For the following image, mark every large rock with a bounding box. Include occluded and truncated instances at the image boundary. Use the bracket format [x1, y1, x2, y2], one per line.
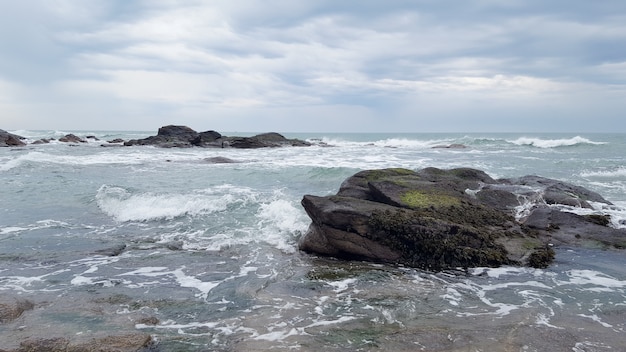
[124, 125, 204, 147]
[299, 167, 626, 271]
[124, 125, 310, 148]
[0, 129, 26, 147]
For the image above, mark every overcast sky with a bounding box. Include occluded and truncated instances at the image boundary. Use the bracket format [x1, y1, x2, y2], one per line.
[1, 0, 625, 132]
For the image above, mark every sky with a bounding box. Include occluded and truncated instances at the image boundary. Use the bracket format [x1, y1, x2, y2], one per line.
[1, 0, 625, 133]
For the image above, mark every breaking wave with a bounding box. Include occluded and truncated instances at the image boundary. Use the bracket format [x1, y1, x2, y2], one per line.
[509, 136, 605, 148]
[95, 184, 257, 222]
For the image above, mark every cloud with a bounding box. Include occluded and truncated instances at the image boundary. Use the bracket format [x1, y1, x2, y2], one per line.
[1, 0, 625, 131]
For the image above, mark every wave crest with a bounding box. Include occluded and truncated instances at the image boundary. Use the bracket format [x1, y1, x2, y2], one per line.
[96, 184, 255, 222]
[509, 136, 605, 149]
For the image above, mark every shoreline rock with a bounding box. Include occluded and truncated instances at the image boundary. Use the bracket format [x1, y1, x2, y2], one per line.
[299, 167, 626, 271]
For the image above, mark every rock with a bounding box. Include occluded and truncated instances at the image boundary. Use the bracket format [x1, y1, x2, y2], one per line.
[222, 132, 311, 148]
[203, 156, 240, 164]
[32, 138, 53, 145]
[299, 167, 626, 271]
[13, 334, 152, 352]
[191, 130, 222, 147]
[94, 243, 127, 257]
[18, 338, 69, 352]
[509, 175, 609, 208]
[107, 138, 125, 144]
[0, 297, 34, 323]
[59, 134, 86, 143]
[125, 125, 310, 149]
[69, 333, 152, 352]
[0, 129, 26, 147]
[432, 143, 467, 149]
[125, 125, 198, 147]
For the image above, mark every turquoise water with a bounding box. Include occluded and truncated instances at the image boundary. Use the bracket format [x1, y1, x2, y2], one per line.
[1, 132, 625, 351]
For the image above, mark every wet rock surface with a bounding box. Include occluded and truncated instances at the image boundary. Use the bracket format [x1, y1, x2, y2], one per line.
[0, 129, 26, 147]
[299, 167, 626, 270]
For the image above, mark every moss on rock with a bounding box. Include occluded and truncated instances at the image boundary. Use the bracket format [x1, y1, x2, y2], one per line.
[400, 190, 461, 208]
[526, 246, 555, 268]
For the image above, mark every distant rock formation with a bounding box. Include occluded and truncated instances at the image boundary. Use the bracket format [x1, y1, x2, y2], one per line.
[59, 133, 87, 143]
[0, 129, 26, 147]
[299, 167, 626, 271]
[124, 125, 311, 148]
[2, 125, 311, 148]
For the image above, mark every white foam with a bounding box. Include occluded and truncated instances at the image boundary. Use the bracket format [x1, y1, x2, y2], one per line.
[535, 313, 562, 329]
[0, 227, 28, 234]
[577, 314, 614, 328]
[550, 201, 626, 229]
[561, 270, 626, 291]
[304, 315, 356, 328]
[96, 184, 254, 222]
[254, 328, 301, 341]
[172, 268, 220, 300]
[255, 196, 308, 253]
[373, 138, 448, 149]
[0, 151, 47, 171]
[325, 278, 358, 293]
[0, 269, 70, 292]
[581, 167, 626, 178]
[509, 136, 605, 148]
[118, 266, 220, 300]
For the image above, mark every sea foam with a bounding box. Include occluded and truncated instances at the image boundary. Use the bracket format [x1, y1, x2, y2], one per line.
[509, 136, 605, 148]
[96, 184, 255, 222]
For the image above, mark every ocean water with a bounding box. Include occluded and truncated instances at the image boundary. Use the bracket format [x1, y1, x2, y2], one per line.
[1, 131, 625, 351]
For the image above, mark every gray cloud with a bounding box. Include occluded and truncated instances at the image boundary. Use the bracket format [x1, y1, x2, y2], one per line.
[1, 0, 625, 132]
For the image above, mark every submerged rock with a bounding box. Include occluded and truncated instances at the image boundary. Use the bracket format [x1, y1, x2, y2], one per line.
[10, 334, 152, 352]
[203, 156, 241, 164]
[299, 167, 625, 271]
[0, 297, 34, 323]
[432, 143, 467, 149]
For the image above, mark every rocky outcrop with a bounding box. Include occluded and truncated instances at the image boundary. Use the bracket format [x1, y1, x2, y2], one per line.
[59, 134, 87, 143]
[124, 125, 204, 147]
[124, 125, 311, 148]
[0, 129, 26, 147]
[299, 167, 626, 271]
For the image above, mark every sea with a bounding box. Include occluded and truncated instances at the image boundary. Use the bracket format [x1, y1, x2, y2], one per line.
[1, 131, 625, 351]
